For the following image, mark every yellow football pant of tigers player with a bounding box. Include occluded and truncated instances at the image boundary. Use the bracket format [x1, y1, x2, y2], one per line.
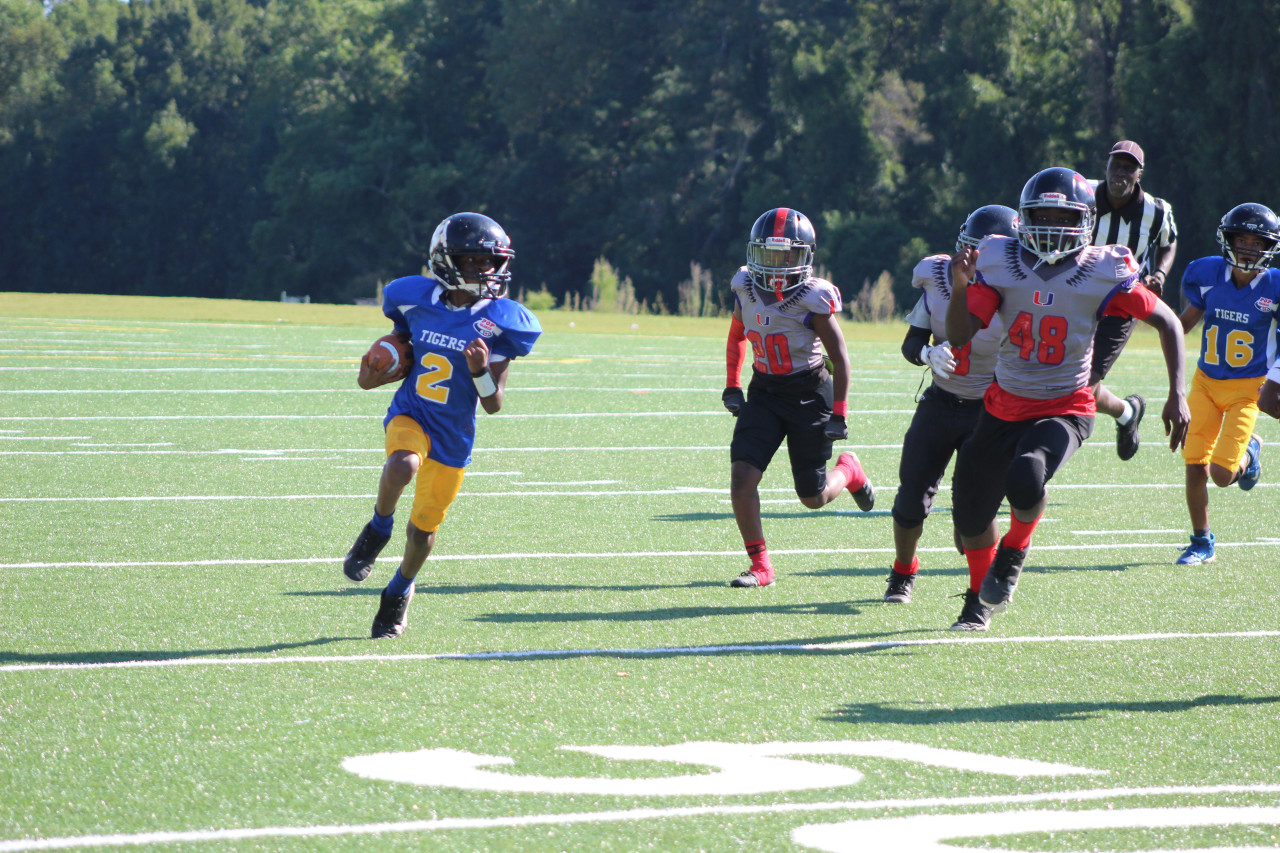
[1182, 369, 1263, 470]
[384, 415, 465, 533]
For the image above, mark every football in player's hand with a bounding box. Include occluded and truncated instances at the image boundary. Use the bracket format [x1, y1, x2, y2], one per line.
[358, 334, 413, 389]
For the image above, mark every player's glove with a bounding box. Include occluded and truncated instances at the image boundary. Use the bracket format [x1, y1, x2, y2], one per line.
[824, 414, 848, 441]
[921, 342, 957, 378]
[722, 387, 746, 416]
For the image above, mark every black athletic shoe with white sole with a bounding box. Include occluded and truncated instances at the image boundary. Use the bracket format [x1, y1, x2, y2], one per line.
[344, 523, 391, 582]
[1116, 394, 1145, 461]
[371, 588, 413, 639]
[949, 589, 992, 631]
[978, 544, 1027, 612]
[883, 570, 915, 603]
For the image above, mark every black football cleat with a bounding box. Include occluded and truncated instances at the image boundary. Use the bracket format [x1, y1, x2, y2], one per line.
[978, 544, 1028, 612]
[344, 523, 391, 582]
[949, 589, 992, 631]
[729, 567, 775, 588]
[371, 588, 413, 639]
[1116, 394, 1145, 461]
[883, 570, 915, 604]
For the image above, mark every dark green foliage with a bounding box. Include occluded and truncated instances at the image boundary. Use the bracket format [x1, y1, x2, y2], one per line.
[0, 0, 1276, 308]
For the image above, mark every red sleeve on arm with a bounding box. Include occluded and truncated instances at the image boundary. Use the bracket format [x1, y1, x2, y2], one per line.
[965, 279, 1001, 328]
[727, 316, 748, 388]
[1103, 281, 1159, 320]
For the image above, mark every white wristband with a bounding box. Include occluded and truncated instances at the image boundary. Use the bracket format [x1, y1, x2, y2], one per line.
[473, 369, 498, 397]
[919, 344, 931, 364]
[1268, 363, 1280, 385]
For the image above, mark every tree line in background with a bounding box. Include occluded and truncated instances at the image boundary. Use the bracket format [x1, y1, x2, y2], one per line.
[2, 0, 1279, 317]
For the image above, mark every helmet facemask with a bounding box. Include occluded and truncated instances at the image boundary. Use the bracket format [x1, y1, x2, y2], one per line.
[747, 237, 813, 297]
[433, 251, 513, 299]
[1017, 199, 1094, 266]
[1218, 228, 1280, 272]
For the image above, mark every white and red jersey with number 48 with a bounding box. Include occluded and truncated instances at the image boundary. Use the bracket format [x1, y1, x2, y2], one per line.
[971, 235, 1144, 400]
[730, 267, 842, 376]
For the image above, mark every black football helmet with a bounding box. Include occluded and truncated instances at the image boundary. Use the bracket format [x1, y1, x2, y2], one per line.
[1216, 203, 1280, 272]
[747, 208, 816, 296]
[428, 212, 515, 299]
[955, 204, 1021, 252]
[1016, 167, 1096, 265]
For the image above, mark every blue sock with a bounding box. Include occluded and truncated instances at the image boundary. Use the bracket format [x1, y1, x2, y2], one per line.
[370, 509, 394, 537]
[385, 567, 414, 597]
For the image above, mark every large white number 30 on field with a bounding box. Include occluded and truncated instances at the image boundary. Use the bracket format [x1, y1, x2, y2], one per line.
[342, 740, 1101, 797]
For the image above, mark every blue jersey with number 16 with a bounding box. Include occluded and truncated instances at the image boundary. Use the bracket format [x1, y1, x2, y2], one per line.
[1181, 256, 1280, 380]
[381, 275, 542, 467]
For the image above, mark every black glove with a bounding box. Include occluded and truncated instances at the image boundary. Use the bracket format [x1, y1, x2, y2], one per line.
[824, 414, 848, 441]
[722, 387, 746, 416]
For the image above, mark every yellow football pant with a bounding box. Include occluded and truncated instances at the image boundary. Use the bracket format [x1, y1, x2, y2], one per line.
[1181, 369, 1263, 470]
[384, 415, 465, 532]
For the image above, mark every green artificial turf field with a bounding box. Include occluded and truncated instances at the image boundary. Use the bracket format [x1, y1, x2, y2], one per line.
[1, 295, 1278, 852]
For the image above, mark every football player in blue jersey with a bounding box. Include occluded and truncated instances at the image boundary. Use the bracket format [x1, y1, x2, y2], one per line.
[343, 212, 542, 638]
[1173, 203, 1280, 565]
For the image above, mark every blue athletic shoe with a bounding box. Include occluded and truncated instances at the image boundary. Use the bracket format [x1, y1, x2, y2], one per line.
[1239, 435, 1261, 491]
[1174, 533, 1215, 566]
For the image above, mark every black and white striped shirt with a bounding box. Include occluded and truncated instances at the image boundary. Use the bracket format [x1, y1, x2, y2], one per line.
[1091, 180, 1177, 273]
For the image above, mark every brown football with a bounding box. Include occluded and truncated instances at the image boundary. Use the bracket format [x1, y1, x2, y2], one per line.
[358, 334, 412, 389]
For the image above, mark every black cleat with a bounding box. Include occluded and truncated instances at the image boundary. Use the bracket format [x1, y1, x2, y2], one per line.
[851, 481, 876, 513]
[883, 570, 915, 603]
[1116, 394, 1145, 461]
[729, 567, 774, 588]
[371, 588, 413, 639]
[344, 523, 391, 582]
[949, 589, 992, 631]
[978, 544, 1027, 612]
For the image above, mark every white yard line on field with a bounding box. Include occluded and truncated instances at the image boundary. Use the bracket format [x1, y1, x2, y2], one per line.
[1, 784, 1279, 851]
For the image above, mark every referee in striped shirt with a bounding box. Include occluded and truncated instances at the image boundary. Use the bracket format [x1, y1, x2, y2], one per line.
[1089, 139, 1178, 461]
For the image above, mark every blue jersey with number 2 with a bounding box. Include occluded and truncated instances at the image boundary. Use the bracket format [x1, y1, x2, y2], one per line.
[381, 275, 542, 467]
[1181, 256, 1280, 380]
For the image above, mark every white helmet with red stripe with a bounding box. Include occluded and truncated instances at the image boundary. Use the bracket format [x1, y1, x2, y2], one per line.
[747, 208, 815, 297]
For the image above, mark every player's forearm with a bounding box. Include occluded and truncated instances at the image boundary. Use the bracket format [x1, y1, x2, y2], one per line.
[901, 325, 931, 365]
[944, 297, 977, 347]
[1155, 311, 1187, 396]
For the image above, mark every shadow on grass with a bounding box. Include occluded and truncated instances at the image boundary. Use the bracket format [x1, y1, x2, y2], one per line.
[0, 636, 358, 667]
[469, 599, 874, 623]
[653, 510, 891, 522]
[823, 694, 1280, 725]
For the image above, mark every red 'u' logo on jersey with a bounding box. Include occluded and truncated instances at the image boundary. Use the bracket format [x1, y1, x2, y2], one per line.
[1033, 291, 1054, 306]
[756, 313, 770, 326]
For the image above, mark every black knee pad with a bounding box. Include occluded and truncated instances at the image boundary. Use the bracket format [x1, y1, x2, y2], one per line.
[1005, 454, 1047, 510]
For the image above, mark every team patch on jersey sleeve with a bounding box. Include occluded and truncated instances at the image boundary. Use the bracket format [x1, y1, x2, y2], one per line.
[1115, 252, 1139, 280]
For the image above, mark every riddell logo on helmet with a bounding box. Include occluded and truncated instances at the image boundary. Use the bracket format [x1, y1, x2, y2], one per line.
[1041, 193, 1067, 202]
[474, 318, 499, 338]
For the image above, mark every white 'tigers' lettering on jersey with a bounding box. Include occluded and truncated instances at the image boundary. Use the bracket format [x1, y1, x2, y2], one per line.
[731, 268, 842, 375]
[909, 254, 1001, 400]
[975, 236, 1140, 400]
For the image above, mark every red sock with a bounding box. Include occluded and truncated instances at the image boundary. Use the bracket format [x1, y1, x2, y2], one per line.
[965, 543, 998, 592]
[1003, 512, 1042, 551]
[835, 452, 867, 492]
[744, 539, 773, 581]
[892, 557, 919, 576]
